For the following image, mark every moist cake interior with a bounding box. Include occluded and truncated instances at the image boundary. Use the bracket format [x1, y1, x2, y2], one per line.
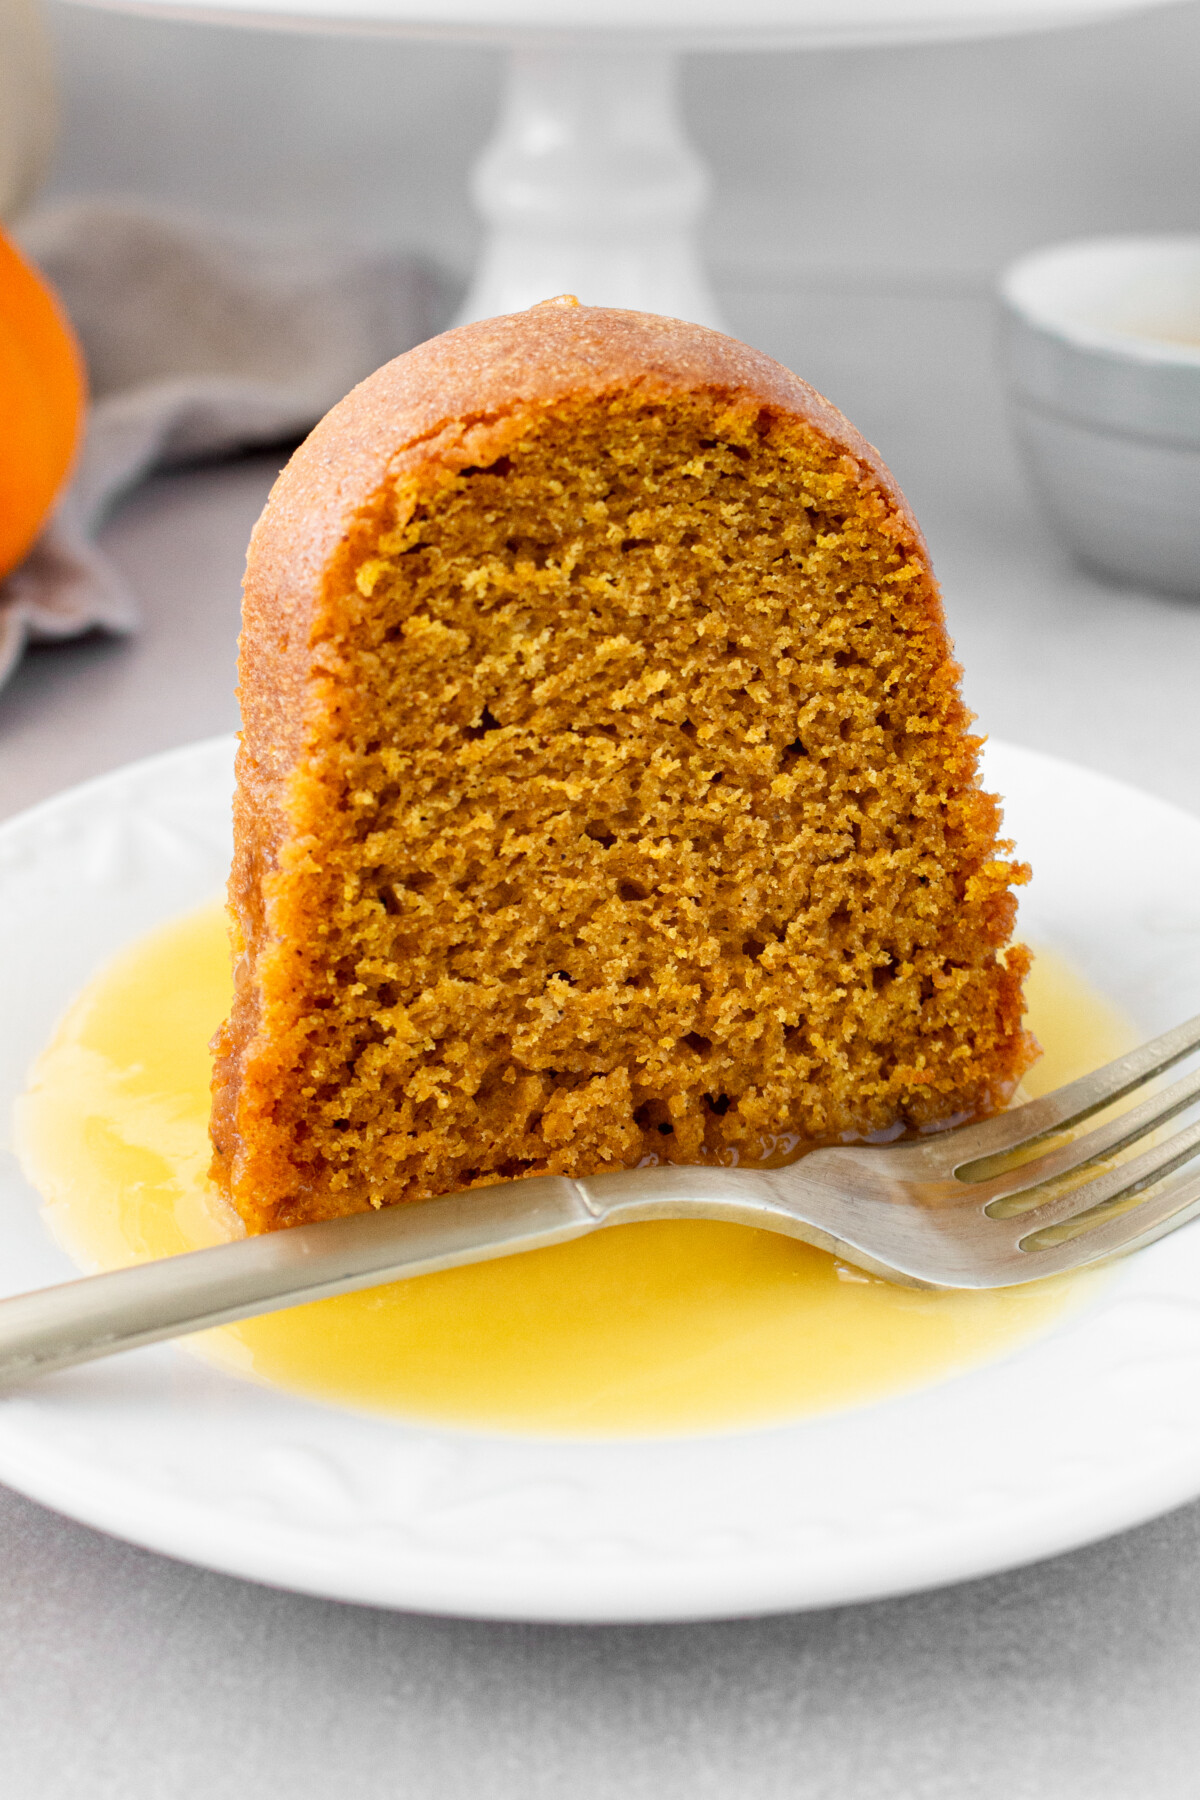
[227, 387, 1029, 1227]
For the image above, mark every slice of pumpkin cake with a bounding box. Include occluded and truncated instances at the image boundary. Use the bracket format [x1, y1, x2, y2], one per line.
[210, 298, 1034, 1233]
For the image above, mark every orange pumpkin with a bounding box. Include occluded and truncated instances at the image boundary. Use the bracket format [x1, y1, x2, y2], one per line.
[0, 225, 86, 579]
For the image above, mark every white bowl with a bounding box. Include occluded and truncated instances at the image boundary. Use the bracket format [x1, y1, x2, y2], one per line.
[1000, 236, 1200, 598]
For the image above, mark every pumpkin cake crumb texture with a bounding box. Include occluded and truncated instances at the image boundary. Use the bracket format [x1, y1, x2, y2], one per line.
[210, 304, 1034, 1233]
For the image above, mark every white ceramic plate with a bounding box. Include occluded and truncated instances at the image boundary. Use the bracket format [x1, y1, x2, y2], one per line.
[3, 736, 1200, 1622]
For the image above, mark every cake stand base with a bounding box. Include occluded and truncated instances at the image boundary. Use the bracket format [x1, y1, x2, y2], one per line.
[458, 43, 723, 330]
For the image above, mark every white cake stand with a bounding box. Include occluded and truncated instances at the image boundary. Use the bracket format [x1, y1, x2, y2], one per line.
[63, 0, 1179, 328]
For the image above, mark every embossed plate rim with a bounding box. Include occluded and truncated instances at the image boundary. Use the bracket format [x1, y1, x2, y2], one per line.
[3, 734, 1200, 1622]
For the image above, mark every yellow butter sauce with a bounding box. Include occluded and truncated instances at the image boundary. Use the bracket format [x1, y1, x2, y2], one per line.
[14, 904, 1131, 1436]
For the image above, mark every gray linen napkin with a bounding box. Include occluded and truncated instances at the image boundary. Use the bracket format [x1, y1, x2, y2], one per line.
[0, 201, 449, 688]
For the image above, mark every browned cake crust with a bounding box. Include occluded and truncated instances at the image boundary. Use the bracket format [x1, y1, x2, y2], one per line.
[211, 300, 1034, 1233]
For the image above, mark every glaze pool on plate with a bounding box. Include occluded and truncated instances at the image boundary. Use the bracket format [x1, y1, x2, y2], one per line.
[17, 902, 1127, 1436]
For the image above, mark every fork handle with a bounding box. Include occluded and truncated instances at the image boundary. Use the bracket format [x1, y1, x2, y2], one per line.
[0, 1176, 600, 1389]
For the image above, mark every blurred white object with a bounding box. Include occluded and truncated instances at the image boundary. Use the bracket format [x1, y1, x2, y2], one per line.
[0, 0, 57, 219]
[59, 0, 1182, 329]
[466, 46, 718, 329]
[1001, 236, 1200, 599]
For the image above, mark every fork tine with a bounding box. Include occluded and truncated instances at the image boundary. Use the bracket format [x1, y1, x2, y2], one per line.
[1011, 1162, 1200, 1278]
[935, 1009, 1200, 1170]
[978, 1058, 1200, 1211]
[1004, 1113, 1200, 1237]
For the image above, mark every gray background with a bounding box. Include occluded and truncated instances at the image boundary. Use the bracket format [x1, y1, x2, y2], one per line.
[4, 3, 1200, 1795]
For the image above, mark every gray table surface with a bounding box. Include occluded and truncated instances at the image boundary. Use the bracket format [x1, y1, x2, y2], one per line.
[3, 285, 1200, 1799]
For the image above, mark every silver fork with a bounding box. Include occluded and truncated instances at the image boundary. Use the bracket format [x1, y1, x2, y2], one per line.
[5, 1010, 1200, 1389]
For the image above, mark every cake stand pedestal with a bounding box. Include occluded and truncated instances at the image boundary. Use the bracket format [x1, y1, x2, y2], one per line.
[465, 44, 718, 327]
[64, 0, 1179, 329]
